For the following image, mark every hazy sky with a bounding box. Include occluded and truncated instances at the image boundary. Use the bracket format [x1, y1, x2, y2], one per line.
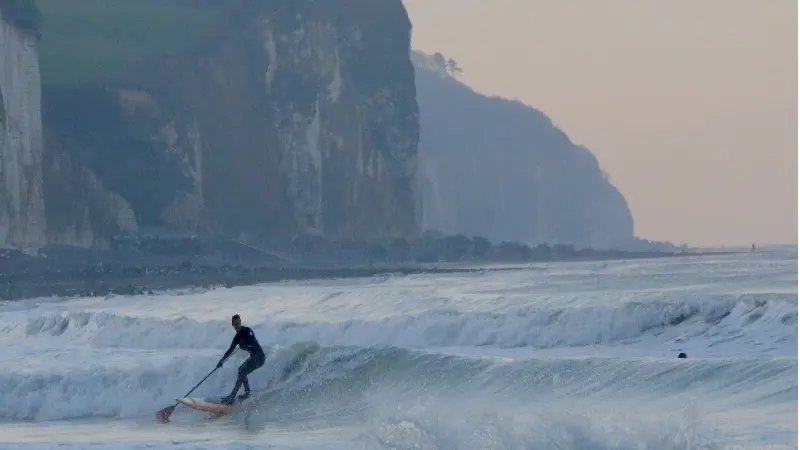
[403, 0, 797, 247]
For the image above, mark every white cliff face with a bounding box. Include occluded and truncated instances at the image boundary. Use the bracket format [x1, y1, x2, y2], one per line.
[269, 20, 344, 236]
[156, 118, 204, 231]
[0, 18, 45, 252]
[44, 149, 139, 248]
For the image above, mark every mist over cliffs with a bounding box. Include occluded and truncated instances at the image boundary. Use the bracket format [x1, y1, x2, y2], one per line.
[412, 51, 634, 249]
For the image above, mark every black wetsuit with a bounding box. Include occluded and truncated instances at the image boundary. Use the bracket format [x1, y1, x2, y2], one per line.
[218, 326, 265, 401]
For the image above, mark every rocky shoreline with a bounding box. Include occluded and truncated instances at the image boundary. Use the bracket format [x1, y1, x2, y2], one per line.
[0, 235, 736, 301]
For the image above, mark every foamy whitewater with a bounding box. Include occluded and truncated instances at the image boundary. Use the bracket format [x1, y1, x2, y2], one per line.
[0, 250, 796, 449]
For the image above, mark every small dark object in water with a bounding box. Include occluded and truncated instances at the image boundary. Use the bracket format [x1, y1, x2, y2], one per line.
[678, 352, 687, 359]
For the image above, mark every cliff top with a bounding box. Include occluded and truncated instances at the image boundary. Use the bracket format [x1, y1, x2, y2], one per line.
[35, 0, 411, 88]
[36, 0, 228, 85]
[0, 0, 42, 35]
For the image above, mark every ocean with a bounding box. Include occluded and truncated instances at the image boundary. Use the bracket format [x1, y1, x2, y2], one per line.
[0, 249, 796, 449]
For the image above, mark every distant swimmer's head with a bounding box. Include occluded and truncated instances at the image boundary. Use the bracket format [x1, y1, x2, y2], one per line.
[231, 314, 242, 332]
[678, 352, 687, 359]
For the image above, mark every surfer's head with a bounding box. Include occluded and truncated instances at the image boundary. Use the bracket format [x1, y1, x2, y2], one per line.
[231, 314, 242, 331]
[678, 352, 687, 359]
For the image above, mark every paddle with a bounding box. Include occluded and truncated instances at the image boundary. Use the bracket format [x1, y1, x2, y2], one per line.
[155, 366, 219, 423]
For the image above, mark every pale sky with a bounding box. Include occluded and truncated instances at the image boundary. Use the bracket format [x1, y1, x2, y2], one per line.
[403, 0, 798, 247]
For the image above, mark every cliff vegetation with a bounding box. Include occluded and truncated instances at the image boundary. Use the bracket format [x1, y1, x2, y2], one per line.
[0, 0, 41, 36]
[35, 0, 227, 85]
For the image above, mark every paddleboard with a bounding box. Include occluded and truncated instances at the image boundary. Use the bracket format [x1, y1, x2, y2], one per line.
[175, 396, 235, 414]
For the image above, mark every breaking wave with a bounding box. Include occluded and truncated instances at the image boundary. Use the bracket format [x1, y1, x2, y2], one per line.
[5, 293, 795, 351]
[0, 341, 795, 423]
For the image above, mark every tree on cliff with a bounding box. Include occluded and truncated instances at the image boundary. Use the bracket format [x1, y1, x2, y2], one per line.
[446, 58, 463, 78]
[423, 52, 463, 79]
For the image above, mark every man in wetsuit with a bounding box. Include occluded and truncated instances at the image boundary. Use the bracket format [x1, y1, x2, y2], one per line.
[216, 314, 266, 405]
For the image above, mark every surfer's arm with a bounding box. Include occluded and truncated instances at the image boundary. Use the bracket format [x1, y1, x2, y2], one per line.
[217, 334, 239, 367]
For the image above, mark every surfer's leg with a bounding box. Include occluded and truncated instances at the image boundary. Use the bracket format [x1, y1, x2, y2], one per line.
[221, 358, 251, 404]
[235, 357, 255, 397]
[242, 377, 250, 393]
[236, 353, 265, 400]
[222, 377, 244, 404]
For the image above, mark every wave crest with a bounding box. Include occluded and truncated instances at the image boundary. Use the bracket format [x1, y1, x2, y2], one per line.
[5, 293, 794, 352]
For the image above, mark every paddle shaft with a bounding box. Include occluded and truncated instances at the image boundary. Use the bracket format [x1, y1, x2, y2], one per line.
[174, 349, 239, 404]
[173, 367, 218, 405]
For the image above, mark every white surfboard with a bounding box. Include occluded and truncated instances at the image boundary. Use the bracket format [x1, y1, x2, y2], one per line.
[175, 396, 235, 414]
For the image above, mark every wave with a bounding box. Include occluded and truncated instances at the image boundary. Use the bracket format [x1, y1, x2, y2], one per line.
[0, 341, 795, 423]
[3, 293, 795, 353]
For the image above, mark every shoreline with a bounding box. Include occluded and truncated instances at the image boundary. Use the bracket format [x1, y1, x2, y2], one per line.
[0, 248, 746, 302]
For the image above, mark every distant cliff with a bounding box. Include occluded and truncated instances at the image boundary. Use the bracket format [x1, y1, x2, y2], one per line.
[33, 0, 419, 248]
[0, 1, 46, 252]
[412, 51, 634, 249]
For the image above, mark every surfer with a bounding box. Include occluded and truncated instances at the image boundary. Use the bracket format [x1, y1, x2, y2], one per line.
[216, 314, 266, 405]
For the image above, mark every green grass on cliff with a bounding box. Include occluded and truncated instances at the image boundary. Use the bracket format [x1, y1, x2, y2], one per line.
[0, 0, 42, 35]
[35, 0, 227, 85]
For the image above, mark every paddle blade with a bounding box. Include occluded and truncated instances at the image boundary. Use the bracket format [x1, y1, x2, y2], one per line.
[155, 405, 175, 423]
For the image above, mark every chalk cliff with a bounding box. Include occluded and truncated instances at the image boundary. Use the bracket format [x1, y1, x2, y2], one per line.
[37, 0, 419, 248]
[0, 3, 46, 252]
[4, 0, 635, 253]
[413, 51, 634, 249]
